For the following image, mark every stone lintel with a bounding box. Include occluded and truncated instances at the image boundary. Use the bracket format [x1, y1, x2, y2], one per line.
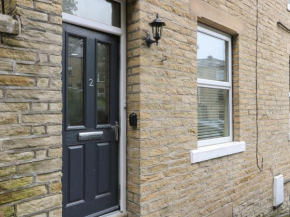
[189, 0, 244, 35]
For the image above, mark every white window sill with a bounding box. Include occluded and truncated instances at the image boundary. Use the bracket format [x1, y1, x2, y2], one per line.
[190, 141, 246, 164]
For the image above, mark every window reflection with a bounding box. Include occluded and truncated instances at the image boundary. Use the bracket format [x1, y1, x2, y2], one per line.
[197, 32, 228, 82]
[67, 36, 84, 126]
[63, 0, 121, 27]
[97, 43, 110, 125]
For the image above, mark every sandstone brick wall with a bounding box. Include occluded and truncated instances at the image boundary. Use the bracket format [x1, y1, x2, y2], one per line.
[0, 0, 62, 216]
[126, 0, 290, 216]
[127, 0, 142, 215]
[1, 0, 290, 216]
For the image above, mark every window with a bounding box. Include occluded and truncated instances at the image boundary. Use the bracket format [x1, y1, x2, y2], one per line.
[63, 0, 121, 27]
[98, 88, 105, 97]
[98, 72, 105, 82]
[68, 66, 73, 76]
[288, 0, 290, 11]
[197, 24, 232, 147]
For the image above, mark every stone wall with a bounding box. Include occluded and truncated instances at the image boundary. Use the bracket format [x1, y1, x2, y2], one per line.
[0, 0, 290, 216]
[126, 0, 290, 216]
[0, 0, 62, 216]
[127, 0, 142, 215]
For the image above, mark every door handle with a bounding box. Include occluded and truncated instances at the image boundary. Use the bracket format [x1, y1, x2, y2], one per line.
[111, 121, 119, 142]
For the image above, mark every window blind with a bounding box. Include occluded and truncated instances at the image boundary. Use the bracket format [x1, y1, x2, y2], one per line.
[198, 87, 229, 140]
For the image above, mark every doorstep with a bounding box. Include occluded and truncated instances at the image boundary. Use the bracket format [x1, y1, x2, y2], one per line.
[100, 211, 128, 217]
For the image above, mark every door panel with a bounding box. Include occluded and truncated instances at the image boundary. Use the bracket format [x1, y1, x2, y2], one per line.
[62, 23, 119, 217]
[68, 145, 84, 204]
[96, 143, 110, 195]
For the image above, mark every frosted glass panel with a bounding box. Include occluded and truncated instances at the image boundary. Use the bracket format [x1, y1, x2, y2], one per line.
[63, 0, 121, 27]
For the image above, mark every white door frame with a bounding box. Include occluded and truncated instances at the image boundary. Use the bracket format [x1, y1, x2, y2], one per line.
[62, 0, 127, 213]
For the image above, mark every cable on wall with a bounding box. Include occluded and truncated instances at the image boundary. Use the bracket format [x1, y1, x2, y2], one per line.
[1, 0, 5, 14]
[255, 0, 263, 172]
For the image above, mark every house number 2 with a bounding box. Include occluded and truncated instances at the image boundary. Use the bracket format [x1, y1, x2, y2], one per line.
[89, 79, 94, 87]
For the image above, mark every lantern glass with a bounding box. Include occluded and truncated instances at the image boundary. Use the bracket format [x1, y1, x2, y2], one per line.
[152, 26, 163, 41]
[159, 26, 163, 38]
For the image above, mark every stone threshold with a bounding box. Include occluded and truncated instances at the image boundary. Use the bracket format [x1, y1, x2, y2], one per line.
[100, 211, 128, 217]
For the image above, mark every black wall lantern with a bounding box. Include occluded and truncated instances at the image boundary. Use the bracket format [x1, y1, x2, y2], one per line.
[145, 13, 166, 47]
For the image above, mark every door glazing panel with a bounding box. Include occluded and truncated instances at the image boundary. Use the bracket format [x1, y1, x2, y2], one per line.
[67, 36, 84, 126]
[97, 43, 110, 125]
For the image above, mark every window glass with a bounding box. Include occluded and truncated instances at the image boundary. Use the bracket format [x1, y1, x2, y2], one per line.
[97, 43, 110, 125]
[197, 32, 228, 82]
[198, 87, 229, 140]
[63, 0, 121, 28]
[98, 72, 105, 82]
[67, 36, 84, 126]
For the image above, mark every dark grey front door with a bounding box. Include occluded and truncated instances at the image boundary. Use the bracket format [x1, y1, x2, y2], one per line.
[62, 23, 119, 217]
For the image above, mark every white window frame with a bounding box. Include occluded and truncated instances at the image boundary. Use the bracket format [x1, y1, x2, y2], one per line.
[197, 24, 233, 147]
[63, 0, 127, 214]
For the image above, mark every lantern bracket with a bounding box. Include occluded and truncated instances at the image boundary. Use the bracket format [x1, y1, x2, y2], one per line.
[145, 35, 157, 47]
